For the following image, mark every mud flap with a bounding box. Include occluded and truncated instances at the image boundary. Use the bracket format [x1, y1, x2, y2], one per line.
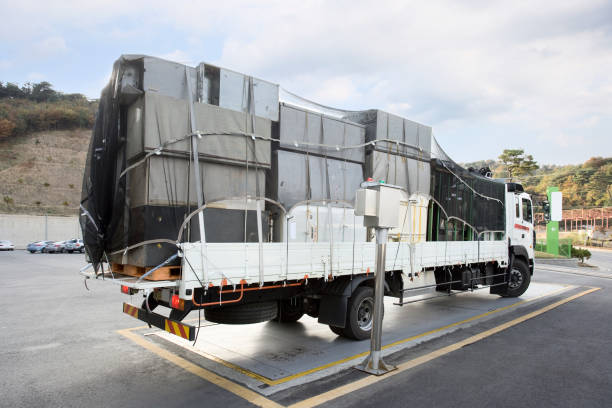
[317, 295, 348, 328]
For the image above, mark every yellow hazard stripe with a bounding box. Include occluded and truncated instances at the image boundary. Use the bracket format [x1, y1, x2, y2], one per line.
[123, 303, 139, 319]
[165, 319, 190, 340]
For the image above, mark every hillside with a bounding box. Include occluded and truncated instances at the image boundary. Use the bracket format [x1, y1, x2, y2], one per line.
[0, 129, 90, 215]
[463, 157, 612, 209]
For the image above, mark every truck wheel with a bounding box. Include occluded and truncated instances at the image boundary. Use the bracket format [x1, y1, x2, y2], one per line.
[275, 299, 304, 323]
[502, 258, 530, 298]
[205, 301, 278, 324]
[342, 286, 377, 341]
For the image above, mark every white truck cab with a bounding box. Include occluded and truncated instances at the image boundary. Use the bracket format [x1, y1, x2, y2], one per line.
[500, 182, 535, 296]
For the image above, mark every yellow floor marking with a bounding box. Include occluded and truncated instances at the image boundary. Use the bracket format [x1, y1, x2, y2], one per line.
[157, 284, 574, 386]
[288, 287, 600, 408]
[117, 328, 283, 408]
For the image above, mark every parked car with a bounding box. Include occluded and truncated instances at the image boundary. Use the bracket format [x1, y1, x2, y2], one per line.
[45, 241, 66, 253]
[0, 240, 15, 251]
[64, 239, 84, 253]
[27, 240, 54, 253]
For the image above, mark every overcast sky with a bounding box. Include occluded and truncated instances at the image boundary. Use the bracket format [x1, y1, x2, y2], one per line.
[1, 0, 611, 165]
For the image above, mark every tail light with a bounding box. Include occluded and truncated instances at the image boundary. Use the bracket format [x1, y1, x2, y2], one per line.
[120, 285, 137, 295]
[171, 294, 184, 310]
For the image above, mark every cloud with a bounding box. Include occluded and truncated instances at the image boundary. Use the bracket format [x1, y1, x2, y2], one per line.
[0, 0, 610, 163]
[32, 36, 68, 58]
[158, 50, 194, 65]
[26, 72, 45, 81]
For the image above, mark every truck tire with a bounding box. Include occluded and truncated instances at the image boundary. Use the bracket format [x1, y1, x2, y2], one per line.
[205, 301, 278, 324]
[342, 286, 377, 341]
[501, 258, 530, 298]
[275, 299, 304, 323]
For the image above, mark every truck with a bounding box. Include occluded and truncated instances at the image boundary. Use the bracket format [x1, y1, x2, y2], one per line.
[80, 55, 534, 341]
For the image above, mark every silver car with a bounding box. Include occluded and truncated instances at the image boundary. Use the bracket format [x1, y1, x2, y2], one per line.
[0, 240, 15, 251]
[64, 239, 84, 253]
[45, 241, 66, 253]
[27, 240, 54, 253]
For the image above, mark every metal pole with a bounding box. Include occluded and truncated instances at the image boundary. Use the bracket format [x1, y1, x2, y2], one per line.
[185, 68, 207, 285]
[357, 227, 396, 375]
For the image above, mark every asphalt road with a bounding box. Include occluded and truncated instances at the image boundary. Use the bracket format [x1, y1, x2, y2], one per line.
[585, 248, 612, 272]
[1, 250, 611, 408]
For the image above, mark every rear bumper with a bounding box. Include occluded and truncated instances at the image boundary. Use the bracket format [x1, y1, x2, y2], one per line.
[123, 303, 195, 341]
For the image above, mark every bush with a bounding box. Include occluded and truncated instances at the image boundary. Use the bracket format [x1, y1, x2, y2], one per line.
[571, 247, 592, 263]
[0, 93, 96, 139]
[0, 118, 16, 138]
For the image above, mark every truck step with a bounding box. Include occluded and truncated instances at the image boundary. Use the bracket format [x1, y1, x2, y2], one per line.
[111, 263, 181, 281]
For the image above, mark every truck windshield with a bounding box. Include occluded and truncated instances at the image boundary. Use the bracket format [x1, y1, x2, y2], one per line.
[522, 198, 532, 223]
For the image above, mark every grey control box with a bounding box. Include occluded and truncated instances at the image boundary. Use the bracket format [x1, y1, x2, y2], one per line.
[354, 182, 402, 228]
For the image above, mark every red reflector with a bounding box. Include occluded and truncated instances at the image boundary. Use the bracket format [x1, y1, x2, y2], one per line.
[367, 177, 373, 182]
[171, 294, 180, 309]
[121, 285, 129, 294]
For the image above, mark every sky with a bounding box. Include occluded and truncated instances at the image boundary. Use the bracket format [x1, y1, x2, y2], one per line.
[1, 0, 611, 165]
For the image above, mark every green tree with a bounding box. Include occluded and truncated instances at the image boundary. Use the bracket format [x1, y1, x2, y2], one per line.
[519, 154, 539, 176]
[31, 81, 57, 102]
[498, 149, 540, 180]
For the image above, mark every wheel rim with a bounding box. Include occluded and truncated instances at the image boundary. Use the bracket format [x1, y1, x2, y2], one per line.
[357, 297, 374, 331]
[508, 268, 523, 289]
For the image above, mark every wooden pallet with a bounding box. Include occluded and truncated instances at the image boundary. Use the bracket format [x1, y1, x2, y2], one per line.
[111, 263, 181, 281]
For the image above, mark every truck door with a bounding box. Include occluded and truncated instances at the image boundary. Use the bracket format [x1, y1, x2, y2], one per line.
[513, 194, 534, 259]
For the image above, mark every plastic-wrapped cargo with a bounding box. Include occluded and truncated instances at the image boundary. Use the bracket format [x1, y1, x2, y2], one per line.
[270, 150, 364, 210]
[428, 138, 505, 239]
[81, 54, 507, 272]
[81, 55, 276, 268]
[344, 109, 432, 155]
[275, 103, 366, 163]
[126, 92, 272, 164]
[197, 62, 279, 121]
[343, 109, 432, 195]
[120, 55, 279, 121]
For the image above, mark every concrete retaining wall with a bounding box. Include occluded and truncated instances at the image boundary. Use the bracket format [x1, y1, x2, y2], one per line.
[0, 214, 81, 249]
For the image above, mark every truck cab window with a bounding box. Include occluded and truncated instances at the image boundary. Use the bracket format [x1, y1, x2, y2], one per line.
[522, 198, 532, 223]
[515, 196, 520, 219]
